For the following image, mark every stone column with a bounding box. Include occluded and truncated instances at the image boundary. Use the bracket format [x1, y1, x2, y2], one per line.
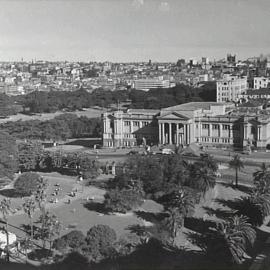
[169, 123, 172, 144]
[130, 121, 133, 134]
[158, 123, 162, 144]
[176, 124, 179, 145]
[229, 124, 233, 138]
[209, 124, 212, 138]
[244, 124, 247, 139]
[186, 124, 190, 144]
[258, 126, 261, 141]
[162, 123, 165, 144]
[184, 124, 187, 145]
[219, 124, 223, 138]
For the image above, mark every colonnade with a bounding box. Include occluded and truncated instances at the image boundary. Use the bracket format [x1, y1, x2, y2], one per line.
[158, 122, 191, 145]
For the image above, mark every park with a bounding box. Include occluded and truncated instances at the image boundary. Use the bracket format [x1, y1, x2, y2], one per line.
[0, 136, 270, 270]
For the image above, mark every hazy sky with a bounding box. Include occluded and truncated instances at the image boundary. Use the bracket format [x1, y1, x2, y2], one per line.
[0, 0, 270, 62]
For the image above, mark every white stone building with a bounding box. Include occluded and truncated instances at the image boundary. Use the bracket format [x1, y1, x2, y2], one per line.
[216, 75, 248, 102]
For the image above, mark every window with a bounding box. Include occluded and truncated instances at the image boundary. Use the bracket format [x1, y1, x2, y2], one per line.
[202, 124, 209, 129]
[212, 124, 219, 130]
[142, 121, 148, 127]
[133, 121, 139, 127]
[223, 125, 230, 130]
[124, 121, 131, 126]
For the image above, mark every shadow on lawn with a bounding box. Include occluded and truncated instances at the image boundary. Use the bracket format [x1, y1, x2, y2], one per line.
[46, 239, 214, 270]
[0, 189, 24, 198]
[202, 206, 235, 220]
[184, 217, 216, 234]
[20, 224, 41, 240]
[134, 211, 168, 223]
[218, 182, 252, 194]
[83, 201, 110, 215]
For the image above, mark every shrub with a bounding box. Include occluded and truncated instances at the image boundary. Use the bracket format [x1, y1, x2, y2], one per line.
[14, 172, 44, 196]
[104, 187, 144, 213]
[85, 224, 117, 261]
[53, 230, 86, 253]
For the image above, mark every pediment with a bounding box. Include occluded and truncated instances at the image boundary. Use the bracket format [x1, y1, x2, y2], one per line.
[159, 112, 190, 120]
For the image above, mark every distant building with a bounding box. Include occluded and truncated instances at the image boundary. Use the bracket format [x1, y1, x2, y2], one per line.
[253, 77, 270, 89]
[132, 78, 171, 91]
[102, 101, 270, 150]
[227, 54, 236, 64]
[216, 75, 248, 102]
[239, 88, 270, 100]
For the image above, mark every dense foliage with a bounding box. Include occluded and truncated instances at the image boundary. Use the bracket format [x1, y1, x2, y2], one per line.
[1, 114, 102, 140]
[14, 172, 45, 196]
[129, 82, 216, 109]
[0, 131, 18, 179]
[18, 141, 43, 171]
[53, 230, 87, 253]
[104, 179, 145, 213]
[85, 225, 117, 262]
[12, 83, 216, 114]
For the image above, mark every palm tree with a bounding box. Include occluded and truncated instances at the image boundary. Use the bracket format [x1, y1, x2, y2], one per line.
[0, 198, 11, 262]
[207, 215, 256, 264]
[34, 178, 47, 248]
[39, 211, 61, 254]
[229, 155, 244, 187]
[23, 198, 36, 241]
[253, 163, 270, 193]
[237, 192, 270, 226]
[200, 154, 218, 172]
[188, 163, 216, 196]
[159, 189, 195, 243]
[20, 237, 32, 262]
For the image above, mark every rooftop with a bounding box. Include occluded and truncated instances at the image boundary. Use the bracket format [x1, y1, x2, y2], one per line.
[162, 102, 229, 112]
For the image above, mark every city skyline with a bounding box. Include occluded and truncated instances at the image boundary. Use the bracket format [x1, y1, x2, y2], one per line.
[0, 0, 270, 62]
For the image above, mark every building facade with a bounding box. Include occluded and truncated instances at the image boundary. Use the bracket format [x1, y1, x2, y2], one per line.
[216, 75, 248, 102]
[253, 77, 270, 89]
[132, 78, 171, 91]
[102, 102, 270, 150]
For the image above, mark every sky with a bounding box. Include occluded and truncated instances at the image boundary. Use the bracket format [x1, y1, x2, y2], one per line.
[0, 0, 270, 62]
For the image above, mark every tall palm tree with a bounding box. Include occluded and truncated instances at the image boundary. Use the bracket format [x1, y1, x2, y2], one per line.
[34, 178, 47, 248]
[200, 154, 218, 172]
[23, 198, 36, 241]
[229, 155, 244, 187]
[188, 163, 216, 196]
[159, 189, 195, 243]
[253, 163, 270, 194]
[0, 198, 11, 262]
[208, 215, 256, 264]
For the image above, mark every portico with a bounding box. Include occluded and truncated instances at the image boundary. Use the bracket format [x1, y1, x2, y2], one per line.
[158, 112, 192, 146]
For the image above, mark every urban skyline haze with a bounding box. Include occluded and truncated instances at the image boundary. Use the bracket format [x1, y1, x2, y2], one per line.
[0, 0, 270, 62]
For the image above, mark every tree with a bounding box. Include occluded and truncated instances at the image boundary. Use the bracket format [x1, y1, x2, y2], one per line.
[77, 155, 100, 181]
[104, 177, 145, 213]
[229, 155, 244, 187]
[0, 198, 11, 262]
[34, 178, 48, 248]
[85, 225, 117, 262]
[53, 230, 86, 253]
[18, 141, 43, 172]
[122, 155, 164, 194]
[253, 163, 270, 194]
[205, 216, 256, 265]
[14, 172, 44, 196]
[38, 211, 61, 252]
[188, 161, 216, 196]
[158, 188, 196, 243]
[0, 131, 18, 180]
[23, 198, 36, 240]
[199, 154, 218, 172]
